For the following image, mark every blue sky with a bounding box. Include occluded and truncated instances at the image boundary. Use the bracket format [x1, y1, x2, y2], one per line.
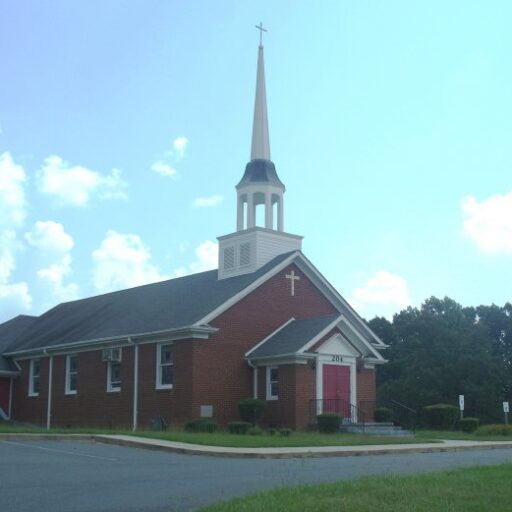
[1, 1, 511, 323]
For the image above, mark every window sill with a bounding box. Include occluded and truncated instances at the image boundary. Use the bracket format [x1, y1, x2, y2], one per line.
[28, 393, 39, 398]
[107, 388, 121, 393]
[65, 390, 77, 396]
[266, 396, 278, 401]
[155, 384, 173, 391]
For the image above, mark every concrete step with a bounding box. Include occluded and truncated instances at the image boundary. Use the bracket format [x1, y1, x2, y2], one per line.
[342, 423, 415, 437]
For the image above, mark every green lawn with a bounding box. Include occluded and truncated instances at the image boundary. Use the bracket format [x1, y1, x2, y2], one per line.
[199, 464, 512, 512]
[0, 423, 436, 447]
[415, 429, 512, 442]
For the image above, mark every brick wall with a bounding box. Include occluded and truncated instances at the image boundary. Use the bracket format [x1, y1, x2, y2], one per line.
[0, 377, 10, 414]
[356, 367, 376, 421]
[11, 263, 340, 429]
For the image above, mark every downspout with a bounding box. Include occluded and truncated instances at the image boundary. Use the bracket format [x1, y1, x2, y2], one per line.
[247, 360, 258, 399]
[8, 377, 13, 420]
[46, 352, 53, 430]
[129, 337, 138, 431]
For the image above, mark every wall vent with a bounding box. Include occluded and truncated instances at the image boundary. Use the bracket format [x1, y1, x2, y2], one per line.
[223, 246, 235, 270]
[240, 242, 251, 266]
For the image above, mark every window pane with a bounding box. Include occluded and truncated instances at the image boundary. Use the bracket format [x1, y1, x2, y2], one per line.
[161, 346, 173, 364]
[162, 365, 173, 386]
[33, 377, 40, 395]
[69, 373, 77, 392]
[33, 360, 40, 377]
[270, 368, 278, 381]
[70, 356, 77, 372]
[271, 381, 279, 397]
[110, 363, 121, 388]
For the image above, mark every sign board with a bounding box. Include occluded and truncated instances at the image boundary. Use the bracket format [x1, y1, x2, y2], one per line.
[458, 395, 464, 411]
[504, 402, 510, 413]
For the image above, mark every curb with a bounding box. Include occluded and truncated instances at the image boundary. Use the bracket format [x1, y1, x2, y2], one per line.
[91, 436, 512, 459]
[2, 433, 512, 459]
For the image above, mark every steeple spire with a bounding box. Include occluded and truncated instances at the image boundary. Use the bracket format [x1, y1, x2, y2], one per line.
[251, 26, 271, 161]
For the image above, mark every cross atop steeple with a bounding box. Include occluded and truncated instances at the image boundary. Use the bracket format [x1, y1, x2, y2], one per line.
[255, 22, 267, 47]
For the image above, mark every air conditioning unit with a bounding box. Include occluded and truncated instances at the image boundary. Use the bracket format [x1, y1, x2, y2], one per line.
[102, 348, 122, 363]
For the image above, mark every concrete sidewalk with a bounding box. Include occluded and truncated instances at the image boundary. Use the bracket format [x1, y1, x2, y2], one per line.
[94, 435, 512, 458]
[2, 432, 512, 459]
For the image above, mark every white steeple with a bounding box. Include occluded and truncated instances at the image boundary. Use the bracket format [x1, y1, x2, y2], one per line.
[217, 26, 302, 280]
[250, 44, 271, 161]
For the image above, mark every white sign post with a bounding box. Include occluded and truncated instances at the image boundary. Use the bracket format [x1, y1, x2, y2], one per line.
[458, 395, 464, 420]
[504, 402, 509, 425]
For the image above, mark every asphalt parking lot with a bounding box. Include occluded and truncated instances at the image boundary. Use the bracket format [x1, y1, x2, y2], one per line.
[1, 439, 512, 512]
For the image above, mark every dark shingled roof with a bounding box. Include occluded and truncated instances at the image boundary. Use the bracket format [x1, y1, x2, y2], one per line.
[6, 252, 296, 354]
[0, 315, 38, 372]
[236, 159, 285, 189]
[249, 314, 340, 358]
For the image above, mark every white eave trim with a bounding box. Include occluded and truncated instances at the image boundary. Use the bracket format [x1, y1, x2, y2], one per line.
[194, 251, 300, 326]
[296, 315, 344, 354]
[194, 251, 386, 351]
[338, 317, 386, 362]
[245, 317, 295, 358]
[293, 253, 387, 347]
[5, 324, 218, 359]
[0, 370, 20, 378]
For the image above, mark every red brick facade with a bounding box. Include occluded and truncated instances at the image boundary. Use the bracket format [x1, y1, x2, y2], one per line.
[0, 377, 10, 415]
[10, 263, 377, 430]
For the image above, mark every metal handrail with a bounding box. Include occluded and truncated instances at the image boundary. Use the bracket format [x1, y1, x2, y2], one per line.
[309, 399, 366, 431]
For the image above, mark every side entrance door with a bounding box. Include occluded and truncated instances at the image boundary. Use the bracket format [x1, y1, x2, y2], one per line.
[322, 364, 351, 419]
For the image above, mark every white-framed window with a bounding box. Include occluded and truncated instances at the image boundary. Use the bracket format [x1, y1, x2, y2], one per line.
[29, 359, 40, 397]
[65, 354, 78, 395]
[107, 360, 121, 392]
[266, 366, 279, 400]
[156, 343, 174, 389]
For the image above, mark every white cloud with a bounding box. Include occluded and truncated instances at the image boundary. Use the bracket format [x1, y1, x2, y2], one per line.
[0, 153, 32, 319]
[351, 270, 410, 319]
[151, 160, 177, 177]
[0, 282, 32, 316]
[173, 136, 188, 159]
[37, 155, 127, 206]
[25, 221, 78, 302]
[174, 240, 218, 277]
[462, 191, 512, 255]
[25, 220, 74, 253]
[192, 195, 224, 208]
[92, 230, 167, 293]
[0, 152, 27, 228]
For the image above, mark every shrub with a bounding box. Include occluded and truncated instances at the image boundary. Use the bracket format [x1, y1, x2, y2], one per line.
[475, 424, 512, 437]
[459, 417, 479, 433]
[279, 428, 292, 437]
[247, 426, 263, 436]
[423, 404, 459, 430]
[183, 419, 217, 433]
[227, 421, 252, 434]
[238, 399, 267, 425]
[268, 428, 277, 436]
[317, 413, 341, 433]
[374, 407, 393, 423]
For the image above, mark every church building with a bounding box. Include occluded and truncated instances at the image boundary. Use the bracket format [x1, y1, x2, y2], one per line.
[0, 39, 386, 431]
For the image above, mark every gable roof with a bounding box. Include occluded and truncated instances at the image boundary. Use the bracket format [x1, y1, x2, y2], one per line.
[0, 315, 38, 373]
[5, 252, 295, 356]
[247, 314, 340, 359]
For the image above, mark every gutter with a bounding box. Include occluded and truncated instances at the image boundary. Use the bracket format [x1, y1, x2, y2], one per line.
[5, 324, 218, 359]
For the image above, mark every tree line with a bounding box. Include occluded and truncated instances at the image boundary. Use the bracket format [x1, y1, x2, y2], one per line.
[369, 297, 512, 423]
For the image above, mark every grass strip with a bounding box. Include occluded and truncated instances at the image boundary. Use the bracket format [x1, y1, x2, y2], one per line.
[199, 463, 512, 512]
[0, 424, 436, 447]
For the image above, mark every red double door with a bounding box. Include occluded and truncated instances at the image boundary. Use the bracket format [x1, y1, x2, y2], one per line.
[322, 364, 351, 419]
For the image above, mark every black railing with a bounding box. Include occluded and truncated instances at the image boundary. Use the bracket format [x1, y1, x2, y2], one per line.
[309, 399, 366, 429]
[388, 400, 418, 432]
